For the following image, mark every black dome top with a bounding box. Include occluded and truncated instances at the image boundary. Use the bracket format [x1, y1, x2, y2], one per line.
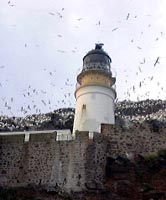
[83, 43, 111, 62]
[82, 44, 112, 72]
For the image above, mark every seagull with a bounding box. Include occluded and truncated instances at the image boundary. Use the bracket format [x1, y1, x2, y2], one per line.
[96, 20, 100, 26]
[57, 50, 66, 53]
[140, 58, 145, 64]
[154, 57, 160, 66]
[126, 13, 130, 20]
[149, 76, 153, 81]
[56, 12, 63, 18]
[112, 27, 118, 32]
[133, 86, 135, 92]
[49, 12, 55, 16]
[138, 66, 142, 72]
[137, 46, 142, 50]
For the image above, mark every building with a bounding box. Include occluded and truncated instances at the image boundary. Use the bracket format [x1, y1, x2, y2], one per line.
[73, 43, 117, 134]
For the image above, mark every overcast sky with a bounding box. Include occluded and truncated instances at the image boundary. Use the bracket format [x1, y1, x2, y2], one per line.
[0, 0, 166, 116]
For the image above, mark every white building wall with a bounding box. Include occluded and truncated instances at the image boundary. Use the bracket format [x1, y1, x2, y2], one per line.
[73, 85, 116, 134]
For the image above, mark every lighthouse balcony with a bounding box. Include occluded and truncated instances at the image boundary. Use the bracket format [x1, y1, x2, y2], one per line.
[82, 62, 111, 73]
[75, 82, 116, 91]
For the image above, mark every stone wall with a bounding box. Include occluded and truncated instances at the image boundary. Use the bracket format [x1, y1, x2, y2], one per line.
[101, 123, 166, 158]
[0, 132, 57, 187]
[84, 132, 107, 190]
[0, 131, 107, 192]
[0, 123, 166, 192]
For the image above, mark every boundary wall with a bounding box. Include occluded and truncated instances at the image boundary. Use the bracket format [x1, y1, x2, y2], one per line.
[0, 123, 166, 191]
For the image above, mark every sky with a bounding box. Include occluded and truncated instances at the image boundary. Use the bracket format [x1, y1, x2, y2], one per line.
[0, 0, 166, 117]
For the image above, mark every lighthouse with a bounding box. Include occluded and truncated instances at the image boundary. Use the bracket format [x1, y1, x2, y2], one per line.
[73, 44, 116, 134]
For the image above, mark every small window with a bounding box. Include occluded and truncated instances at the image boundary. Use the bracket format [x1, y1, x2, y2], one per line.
[82, 104, 86, 109]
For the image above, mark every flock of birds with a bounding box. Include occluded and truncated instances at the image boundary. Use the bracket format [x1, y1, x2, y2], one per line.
[115, 99, 166, 123]
[0, 108, 74, 132]
[0, 99, 165, 132]
[0, 66, 74, 116]
[0, 2, 165, 132]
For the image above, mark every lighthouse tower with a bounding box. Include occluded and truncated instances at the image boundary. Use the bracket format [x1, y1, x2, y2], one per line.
[73, 44, 116, 134]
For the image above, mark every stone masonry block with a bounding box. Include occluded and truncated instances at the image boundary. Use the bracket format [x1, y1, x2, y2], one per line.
[29, 132, 57, 142]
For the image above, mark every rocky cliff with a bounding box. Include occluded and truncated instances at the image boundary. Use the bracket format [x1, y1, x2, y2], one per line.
[0, 99, 166, 132]
[1, 150, 166, 200]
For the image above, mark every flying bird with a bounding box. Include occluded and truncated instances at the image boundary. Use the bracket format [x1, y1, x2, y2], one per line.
[49, 12, 55, 16]
[112, 27, 118, 32]
[57, 50, 66, 53]
[138, 66, 142, 72]
[140, 58, 145, 64]
[96, 20, 101, 26]
[154, 57, 160, 66]
[56, 12, 63, 18]
[133, 86, 135, 92]
[150, 76, 153, 81]
[126, 13, 130, 20]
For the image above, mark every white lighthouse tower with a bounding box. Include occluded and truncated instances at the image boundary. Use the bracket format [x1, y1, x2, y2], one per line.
[73, 44, 116, 134]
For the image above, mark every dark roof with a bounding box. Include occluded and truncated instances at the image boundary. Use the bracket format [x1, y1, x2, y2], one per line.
[83, 45, 111, 62]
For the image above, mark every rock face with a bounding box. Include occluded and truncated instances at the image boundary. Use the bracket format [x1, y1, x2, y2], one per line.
[0, 99, 166, 132]
[0, 108, 75, 132]
[104, 153, 166, 200]
[0, 153, 166, 200]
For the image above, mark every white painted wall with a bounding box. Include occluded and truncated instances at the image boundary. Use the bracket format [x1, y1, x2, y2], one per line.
[73, 85, 116, 134]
